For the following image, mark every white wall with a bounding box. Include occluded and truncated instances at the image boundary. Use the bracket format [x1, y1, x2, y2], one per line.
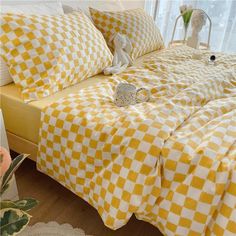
[0, 0, 145, 10]
[121, 0, 145, 9]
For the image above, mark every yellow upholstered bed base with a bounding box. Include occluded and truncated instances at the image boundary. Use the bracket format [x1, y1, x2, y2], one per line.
[7, 131, 38, 162]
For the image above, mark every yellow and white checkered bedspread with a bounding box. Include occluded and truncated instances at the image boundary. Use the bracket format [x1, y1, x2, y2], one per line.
[37, 46, 236, 235]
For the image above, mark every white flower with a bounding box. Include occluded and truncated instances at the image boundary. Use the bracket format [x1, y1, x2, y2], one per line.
[180, 5, 187, 14]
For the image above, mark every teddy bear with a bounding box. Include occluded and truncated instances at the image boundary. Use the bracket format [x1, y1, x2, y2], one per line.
[104, 33, 133, 75]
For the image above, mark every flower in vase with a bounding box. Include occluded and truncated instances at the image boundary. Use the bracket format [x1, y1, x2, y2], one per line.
[180, 5, 193, 29]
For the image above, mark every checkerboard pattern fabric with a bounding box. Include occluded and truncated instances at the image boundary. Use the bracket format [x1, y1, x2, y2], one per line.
[0, 12, 112, 102]
[89, 8, 164, 60]
[37, 46, 236, 235]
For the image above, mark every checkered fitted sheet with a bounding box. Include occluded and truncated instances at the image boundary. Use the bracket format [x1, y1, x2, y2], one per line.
[37, 46, 236, 235]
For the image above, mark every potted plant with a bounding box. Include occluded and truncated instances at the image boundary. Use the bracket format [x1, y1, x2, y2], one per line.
[0, 147, 38, 236]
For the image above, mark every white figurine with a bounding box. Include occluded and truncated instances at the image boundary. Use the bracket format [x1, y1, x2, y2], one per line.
[186, 10, 206, 49]
[104, 33, 133, 75]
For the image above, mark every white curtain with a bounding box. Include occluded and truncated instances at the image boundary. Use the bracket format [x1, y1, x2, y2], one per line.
[145, 0, 236, 53]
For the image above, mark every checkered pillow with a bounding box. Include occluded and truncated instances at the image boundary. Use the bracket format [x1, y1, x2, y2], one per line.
[90, 8, 164, 60]
[0, 12, 112, 102]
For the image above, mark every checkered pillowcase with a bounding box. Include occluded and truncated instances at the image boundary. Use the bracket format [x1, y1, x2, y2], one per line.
[90, 8, 164, 60]
[0, 12, 113, 102]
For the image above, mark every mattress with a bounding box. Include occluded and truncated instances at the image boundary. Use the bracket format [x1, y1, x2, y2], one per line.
[0, 77, 102, 144]
[0, 51, 157, 144]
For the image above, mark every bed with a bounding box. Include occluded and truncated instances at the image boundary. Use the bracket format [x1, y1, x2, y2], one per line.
[1, 45, 235, 235]
[36, 45, 236, 236]
[1, 3, 236, 235]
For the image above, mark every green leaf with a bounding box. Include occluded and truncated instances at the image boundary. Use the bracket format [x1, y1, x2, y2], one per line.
[1, 201, 18, 210]
[182, 10, 193, 28]
[14, 198, 39, 212]
[0, 154, 29, 196]
[0, 208, 31, 236]
[186, 10, 193, 24]
[1, 199, 38, 212]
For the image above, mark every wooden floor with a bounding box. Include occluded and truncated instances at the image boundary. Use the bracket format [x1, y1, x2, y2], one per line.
[16, 158, 163, 236]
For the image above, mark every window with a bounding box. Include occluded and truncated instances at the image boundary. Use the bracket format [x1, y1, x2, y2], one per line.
[145, 0, 236, 52]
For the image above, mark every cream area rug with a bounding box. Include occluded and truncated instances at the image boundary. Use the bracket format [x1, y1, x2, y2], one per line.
[18, 221, 93, 236]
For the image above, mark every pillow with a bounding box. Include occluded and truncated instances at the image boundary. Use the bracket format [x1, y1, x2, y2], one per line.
[0, 12, 112, 102]
[0, 1, 64, 87]
[62, 0, 124, 16]
[90, 8, 164, 59]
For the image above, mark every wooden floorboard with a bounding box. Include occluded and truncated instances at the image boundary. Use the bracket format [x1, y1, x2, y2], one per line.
[16, 158, 163, 236]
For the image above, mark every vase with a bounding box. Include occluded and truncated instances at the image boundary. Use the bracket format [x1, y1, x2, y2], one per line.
[183, 25, 188, 43]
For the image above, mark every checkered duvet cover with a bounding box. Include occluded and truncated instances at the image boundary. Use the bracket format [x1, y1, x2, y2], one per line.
[37, 46, 236, 236]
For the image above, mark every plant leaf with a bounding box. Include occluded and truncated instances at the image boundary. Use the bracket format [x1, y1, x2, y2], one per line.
[0, 154, 29, 196]
[1, 199, 38, 212]
[0, 183, 10, 196]
[182, 10, 193, 29]
[186, 10, 193, 25]
[14, 198, 39, 212]
[1, 201, 18, 210]
[0, 208, 31, 236]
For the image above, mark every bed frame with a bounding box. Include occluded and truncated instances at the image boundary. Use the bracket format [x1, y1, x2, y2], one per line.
[7, 131, 38, 162]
